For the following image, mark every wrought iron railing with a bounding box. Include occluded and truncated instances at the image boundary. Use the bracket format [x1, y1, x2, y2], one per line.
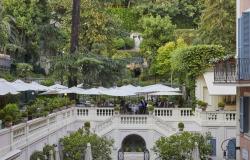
[214, 58, 250, 83]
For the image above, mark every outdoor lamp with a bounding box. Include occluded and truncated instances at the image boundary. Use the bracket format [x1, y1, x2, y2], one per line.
[64, 93, 67, 96]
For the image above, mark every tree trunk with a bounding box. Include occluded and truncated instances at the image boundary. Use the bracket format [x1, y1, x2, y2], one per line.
[68, 0, 80, 88]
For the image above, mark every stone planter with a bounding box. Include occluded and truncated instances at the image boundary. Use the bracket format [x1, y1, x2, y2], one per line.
[114, 111, 120, 115]
[179, 128, 184, 132]
[219, 107, 224, 111]
[5, 121, 12, 128]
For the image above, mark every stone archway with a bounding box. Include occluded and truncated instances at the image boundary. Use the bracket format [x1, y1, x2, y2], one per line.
[121, 134, 146, 152]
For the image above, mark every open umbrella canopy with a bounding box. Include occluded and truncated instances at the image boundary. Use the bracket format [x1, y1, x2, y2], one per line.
[117, 84, 142, 93]
[11, 79, 34, 91]
[58, 86, 86, 94]
[83, 88, 102, 95]
[49, 84, 68, 91]
[29, 82, 49, 91]
[148, 91, 182, 96]
[137, 84, 179, 93]
[0, 79, 19, 95]
[100, 89, 136, 97]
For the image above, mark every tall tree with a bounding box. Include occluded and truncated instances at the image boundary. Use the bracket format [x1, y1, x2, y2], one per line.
[198, 0, 236, 52]
[68, 0, 80, 87]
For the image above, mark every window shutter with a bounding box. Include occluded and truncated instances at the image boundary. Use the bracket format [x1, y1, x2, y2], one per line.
[240, 97, 249, 133]
[227, 138, 236, 159]
[239, 12, 250, 80]
[242, 12, 250, 59]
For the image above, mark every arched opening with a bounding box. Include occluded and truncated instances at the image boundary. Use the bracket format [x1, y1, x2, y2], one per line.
[121, 134, 146, 152]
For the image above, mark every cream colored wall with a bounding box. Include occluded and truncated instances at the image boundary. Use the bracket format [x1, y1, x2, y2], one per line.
[195, 75, 224, 111]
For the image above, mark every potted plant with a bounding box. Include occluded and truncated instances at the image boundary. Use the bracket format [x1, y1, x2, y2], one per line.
[42, 111, 49, 117]
[147, 103, 155, 115]
[197, 100, 208, 111]
[21, 111, 28, 122]
[114, 106, 120, 115]
[4, 115, 13, 128]
[178, 122, 184, 131]
[218, 102, 225, 111]
[84, 121, 91, 134]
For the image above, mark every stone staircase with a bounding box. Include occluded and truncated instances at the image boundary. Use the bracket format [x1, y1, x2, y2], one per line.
[94, 114, 177, 137]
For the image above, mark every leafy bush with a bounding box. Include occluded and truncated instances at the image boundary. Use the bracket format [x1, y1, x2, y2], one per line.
[26, 97, 72, 119]
[0, 104, 21, 124]
[4, 115, 13, 122]
[40, 79, 54, 86]
[112, 51, 132, 60]
[43, 145, 55, 160]
[218, 102, 225, 109]
[171, 45, 226, 107]
[61, 129, 113, 160]
[107, 8, 140, 31]
[154, 132, 212, 160]
[113, 38, 125, 50]
[30, 151, 45, 160]
[114, 106, 120, 112]
[178, 122, 184, 130]
[16, 63, 33, 78]
[147, 104, 154, 112]
[124, 37, 134, 49]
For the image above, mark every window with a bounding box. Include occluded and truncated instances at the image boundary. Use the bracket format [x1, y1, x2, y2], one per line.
[210, 138, 216, 156]
[240, 97, 250, 133]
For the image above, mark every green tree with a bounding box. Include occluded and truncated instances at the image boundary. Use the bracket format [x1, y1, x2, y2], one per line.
[0, 103, 21, 124]
[170, 45, 226, 107]
[135, 0, 204, 28]
[153, 38, 187, 77]
[140, 15, 176, 58]
[3, 0, 66, 63]
[154, 132, 212, 160]
[16, 63, 33, 78]
[61, 129, 113, 160]
[198, 0, 236, 52]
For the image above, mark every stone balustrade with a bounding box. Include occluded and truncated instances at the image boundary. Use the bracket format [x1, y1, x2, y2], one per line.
[0, 107, 76, 157]
[0, 106, 237, 158]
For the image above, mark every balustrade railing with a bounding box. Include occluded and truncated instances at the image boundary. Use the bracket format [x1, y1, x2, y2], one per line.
[214, 58, 250, 83]
[120, 115, 148, 124]
[0, 106, 237, 158]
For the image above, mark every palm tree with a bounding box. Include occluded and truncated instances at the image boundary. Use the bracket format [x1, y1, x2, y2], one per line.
[0, 2, 20, 54]
[0, 2, 11, 53]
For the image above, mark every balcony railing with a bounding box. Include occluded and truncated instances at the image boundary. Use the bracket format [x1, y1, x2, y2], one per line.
[214, 58, 250, 83]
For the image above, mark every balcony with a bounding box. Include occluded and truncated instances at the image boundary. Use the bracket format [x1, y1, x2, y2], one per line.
[213, 58, 250, 84]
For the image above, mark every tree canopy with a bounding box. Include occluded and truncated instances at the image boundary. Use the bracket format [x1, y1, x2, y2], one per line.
[60, 129, 113, 160]
[154, 132, 212, 160]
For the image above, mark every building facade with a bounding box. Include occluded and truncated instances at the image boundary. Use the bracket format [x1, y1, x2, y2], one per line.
[213, 0, 250, 159]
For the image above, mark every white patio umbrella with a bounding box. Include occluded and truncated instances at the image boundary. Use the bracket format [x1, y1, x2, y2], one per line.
[100, 87, 136, 97]
[0, 79, 19, 95]
[192, 142, 200, 160]
[58, 86, 86, 94]
[29, 81, 49, 91]
[83, 87, 103, 95]
[49, 84, 68, 91]
[137, 84, 179, 93]
[11, 79, 34, 91]
[117, 84, 142, 93]
[148, 91, 182, 96]
[85, 143, 93, 160]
